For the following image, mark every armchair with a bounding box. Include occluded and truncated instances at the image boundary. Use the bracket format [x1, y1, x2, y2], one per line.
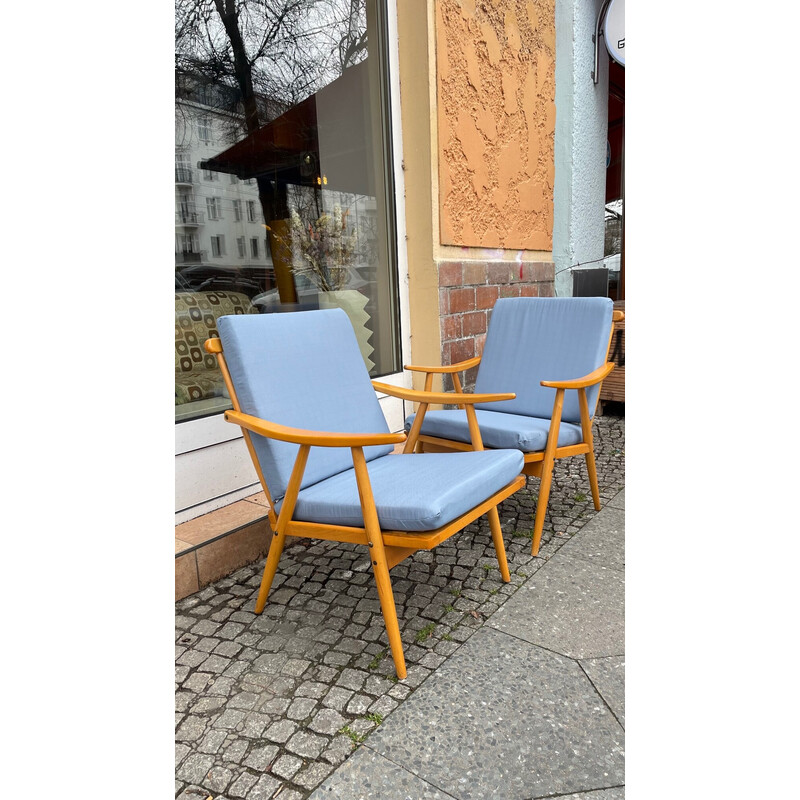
[205, 308, 525, 678]
[403, 297, 624, 557]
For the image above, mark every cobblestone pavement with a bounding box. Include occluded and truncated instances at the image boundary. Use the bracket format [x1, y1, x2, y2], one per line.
[175, 411, 625, 800]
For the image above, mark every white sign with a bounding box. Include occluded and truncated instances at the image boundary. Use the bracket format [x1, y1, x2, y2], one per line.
[604, 0, 625, 67]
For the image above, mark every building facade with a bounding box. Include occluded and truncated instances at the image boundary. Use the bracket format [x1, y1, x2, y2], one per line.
[174, 0, 622, 532]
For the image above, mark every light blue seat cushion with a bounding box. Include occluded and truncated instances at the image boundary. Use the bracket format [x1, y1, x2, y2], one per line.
[474, 297, 613, 423]
[405, 408, 583, 453]
[217, 309, 392, 502]
[279, 450, 524, 531]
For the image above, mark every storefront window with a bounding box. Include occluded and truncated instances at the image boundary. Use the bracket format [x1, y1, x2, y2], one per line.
[175, 0, 399, 423]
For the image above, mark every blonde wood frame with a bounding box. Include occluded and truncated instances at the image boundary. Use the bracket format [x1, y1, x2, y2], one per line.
[404, 309, 624, 557]
[204, 336, 524, 679]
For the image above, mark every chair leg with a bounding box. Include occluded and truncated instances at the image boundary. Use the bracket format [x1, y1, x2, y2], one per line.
[585, 448, 602, 511]
[487, 506, 511, 582]
[531, 457, 555, 557]
[370, 548, 407, 679]
[351, 445, 407, 679]
[254, 530, 287, 614]
[532, 389, 565, 557]
[578, 390, 601, 511]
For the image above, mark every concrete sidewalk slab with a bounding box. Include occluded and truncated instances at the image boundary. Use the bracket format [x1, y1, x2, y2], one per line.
[488, 554, 624, 659]
[579, 655, 625, 728]
[308, 746, 457, 799]
[558, 505, 625, 571]
[317, 626, 624, 800]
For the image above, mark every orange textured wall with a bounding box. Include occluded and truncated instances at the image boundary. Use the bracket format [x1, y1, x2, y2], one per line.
[436, 0, 556, 250]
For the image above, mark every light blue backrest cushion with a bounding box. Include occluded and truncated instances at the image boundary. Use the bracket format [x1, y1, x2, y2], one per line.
[474, 297, 613, 423]
[218, 309, 392, 502]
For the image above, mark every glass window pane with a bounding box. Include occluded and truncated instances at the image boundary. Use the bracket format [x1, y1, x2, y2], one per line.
[175, 0, 399, 424]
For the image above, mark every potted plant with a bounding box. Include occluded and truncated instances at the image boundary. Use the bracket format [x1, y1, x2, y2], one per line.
[268, 205, 374, 370]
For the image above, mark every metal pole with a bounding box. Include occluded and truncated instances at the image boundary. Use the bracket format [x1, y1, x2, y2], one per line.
[593, 0, 613, 84]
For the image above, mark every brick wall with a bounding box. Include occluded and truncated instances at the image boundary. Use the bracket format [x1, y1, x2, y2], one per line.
[438, 259, 555, 390]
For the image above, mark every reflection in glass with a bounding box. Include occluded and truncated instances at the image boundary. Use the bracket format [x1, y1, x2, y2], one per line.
[175, 0, 398, 422]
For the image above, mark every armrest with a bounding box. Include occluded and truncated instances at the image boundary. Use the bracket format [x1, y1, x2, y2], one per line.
[224, 410, 407, 447]
[372, 381, 514, 405]
[540, 362, 615, 390]
[403, 356, 482, 374]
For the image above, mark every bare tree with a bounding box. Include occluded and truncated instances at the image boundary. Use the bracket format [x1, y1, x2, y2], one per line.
[175, 0, 370, 301]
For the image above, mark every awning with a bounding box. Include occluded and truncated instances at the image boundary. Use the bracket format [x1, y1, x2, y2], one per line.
[200, 58, 374, 196]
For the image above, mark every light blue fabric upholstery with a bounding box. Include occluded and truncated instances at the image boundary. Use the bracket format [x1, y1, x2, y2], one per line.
[218, 309, 393, 502]
[279, 450, 524, 531]
[405, 408, 583, 452]
[474, 297, 613, 423]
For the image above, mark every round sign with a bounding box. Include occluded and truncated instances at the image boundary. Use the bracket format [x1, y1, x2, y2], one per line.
[604, 0, 625, 67]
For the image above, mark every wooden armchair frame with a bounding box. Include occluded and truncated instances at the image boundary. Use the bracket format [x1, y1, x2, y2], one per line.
[399, 308, 624, 558]
[205, 337, 524, 679]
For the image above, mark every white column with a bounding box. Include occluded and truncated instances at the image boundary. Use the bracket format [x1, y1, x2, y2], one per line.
[552, 0, 609, 297]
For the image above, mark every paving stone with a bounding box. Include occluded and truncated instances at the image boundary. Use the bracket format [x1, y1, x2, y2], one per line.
[228, 770, 259, 798]
[322, 686, 353, 711]
[177, 650, 208, 669]
[247, 774, 282, 799]
[175, 691, 194, 712]
[295, 761, 335, 791]
[214, 709, 247, 730]
[190, 695, 227, 714]
[308, 707, 347, 735]
[196, 636, 221, 653]
[183, 672, 213, 692]
[297, 680, 329, 699]
[202, 654, 234, 674]
[271, 754, 304, 780]
[277, 790, 306, 800]
[197, 728, 228, 754]
[214, 640, 244, 658]
[206, 676, 236, 696]
[388, 683, 412, 701]
[191, 619, 221, 637]
[223, 738, 250, 763]
[282, 657, 312, 677]
[286, 729, 328, 759]
[345, 694, 371, 715]
[321, 734, 355, 766]
[228, 691, 259, 711]
[243, 744, 279, 771]
[176, 715, 207, 742]
[264, 718, 298, 744]
[240, 711, 271, 738]
[176, 752, 215, 785]
[175, 785, 209, 799]
[367, 695, 398, 718]
[260, 696, 291, 715]
[203, 764, 234, 793]
[175, 742, 191, 767]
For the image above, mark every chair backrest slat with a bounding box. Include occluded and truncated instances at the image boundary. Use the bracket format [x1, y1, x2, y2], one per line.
[218, 309, 392, 502]
[474, 297, 614, 423]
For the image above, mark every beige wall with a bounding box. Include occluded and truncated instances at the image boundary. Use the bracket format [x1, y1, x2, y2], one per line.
[437, 0, 556, 250]
[397, 0, 556, 386]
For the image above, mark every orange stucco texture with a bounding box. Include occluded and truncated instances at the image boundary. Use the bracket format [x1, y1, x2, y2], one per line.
[436, 0, 556, 250]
